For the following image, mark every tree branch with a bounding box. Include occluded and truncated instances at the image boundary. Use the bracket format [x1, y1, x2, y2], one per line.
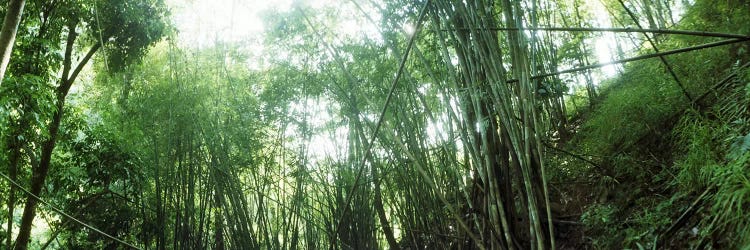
[59, 40, 104, 97]
[60, 21, 77, 86]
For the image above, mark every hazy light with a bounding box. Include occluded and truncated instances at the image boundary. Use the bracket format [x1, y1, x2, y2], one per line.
[595, 38, 617, 77]
[403, 23, 415, 35]
[590, 0, 617, 78]
[169, 0, 293, 47]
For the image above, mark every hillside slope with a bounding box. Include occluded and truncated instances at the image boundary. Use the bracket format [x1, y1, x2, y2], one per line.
[553, 0, 750, 248]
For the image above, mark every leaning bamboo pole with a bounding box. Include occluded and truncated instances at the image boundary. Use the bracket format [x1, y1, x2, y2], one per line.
[508, 38, 750, 82]
[444, 27, 750, 39]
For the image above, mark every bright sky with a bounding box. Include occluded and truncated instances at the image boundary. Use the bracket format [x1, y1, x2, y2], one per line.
[168, 0, 381, 46]
[590, 0, 619, 77]
[169, 0, 292, 46]
[167, 0, 624, 89]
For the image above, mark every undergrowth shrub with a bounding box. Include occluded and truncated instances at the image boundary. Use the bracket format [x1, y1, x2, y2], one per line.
[671, 66, 750, 248]
[704, 153, 750, 247]
[673, 112, 725, 190]
[580, 203, 617, 248]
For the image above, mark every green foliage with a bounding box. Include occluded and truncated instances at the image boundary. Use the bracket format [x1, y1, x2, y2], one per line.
[44, 106, 145, 248]
[8, 1, 66, 79]
[2, 0, 749, 248]
[728, 133, 750, 160]
[705, 153, 750, 247]
[564, 84, 591, 117]
[580, 60, 682, 159]
[671, 65, 750, 248]
[581, 203, 618, 247]
[0, 0, 169, 247]
[673, 112, 725, 189]
[0, 74, 56, 136]
[621, 197, 674, 247]
[87, 40, 278, 248]
[679, 0, 750, 37]
[581, 203, 616, 229]
[568, 1, 750, 248]
[91, 0, 171, 71]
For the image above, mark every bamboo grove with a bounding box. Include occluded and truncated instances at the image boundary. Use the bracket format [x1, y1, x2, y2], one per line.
[1, 0, 750, 249]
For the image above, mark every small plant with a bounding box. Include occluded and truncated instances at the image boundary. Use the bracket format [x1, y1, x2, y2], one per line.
[581, 203, 618, 247]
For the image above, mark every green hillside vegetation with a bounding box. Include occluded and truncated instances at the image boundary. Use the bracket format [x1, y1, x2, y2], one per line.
[565, 1, 750, 248]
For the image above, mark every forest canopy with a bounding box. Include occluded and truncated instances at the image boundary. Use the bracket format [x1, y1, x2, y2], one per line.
[1, 0, 749, 249]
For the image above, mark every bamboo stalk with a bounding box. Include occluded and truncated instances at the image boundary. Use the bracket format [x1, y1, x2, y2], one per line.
[444, 27, 750, 39]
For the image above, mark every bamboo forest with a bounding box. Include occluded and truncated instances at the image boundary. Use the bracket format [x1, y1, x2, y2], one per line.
[0, 0, 749, 249]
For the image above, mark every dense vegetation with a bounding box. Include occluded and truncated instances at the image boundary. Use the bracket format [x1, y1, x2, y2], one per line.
[0, 0, 748, 249]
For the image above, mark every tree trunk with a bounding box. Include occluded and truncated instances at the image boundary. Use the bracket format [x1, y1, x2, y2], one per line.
[13, 22, 101, 250]
[13, 93, 66, 250]
[5, 122, 24, 250]
[0, 0, 25, 85]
